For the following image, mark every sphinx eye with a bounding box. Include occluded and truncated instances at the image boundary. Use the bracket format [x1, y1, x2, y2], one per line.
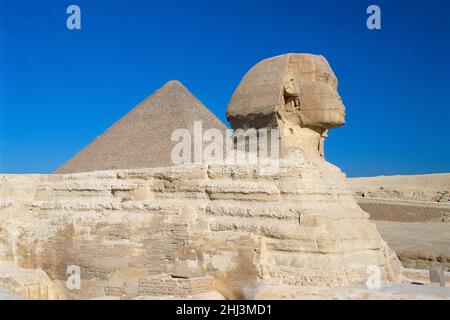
[318, 73, 330, 83]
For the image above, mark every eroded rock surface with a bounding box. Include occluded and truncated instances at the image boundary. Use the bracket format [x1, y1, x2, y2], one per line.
[0, 152, 400, 299]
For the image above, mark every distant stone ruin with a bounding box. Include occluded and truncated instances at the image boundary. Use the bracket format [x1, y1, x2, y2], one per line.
[2, 54, 450, 299]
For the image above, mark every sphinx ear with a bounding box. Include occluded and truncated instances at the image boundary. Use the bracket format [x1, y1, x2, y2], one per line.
[282, 70, 301, 112]
[282, 69, 300, 98]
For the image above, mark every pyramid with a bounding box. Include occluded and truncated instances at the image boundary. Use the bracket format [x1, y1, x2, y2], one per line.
[55, 80, 227, 173]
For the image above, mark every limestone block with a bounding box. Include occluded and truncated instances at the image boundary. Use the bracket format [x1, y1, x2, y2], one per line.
[0, 262, 59, 300]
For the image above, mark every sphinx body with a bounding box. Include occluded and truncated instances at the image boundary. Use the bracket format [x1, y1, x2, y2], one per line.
[0, 54, 401, 299]
[0, 152, 400, 299]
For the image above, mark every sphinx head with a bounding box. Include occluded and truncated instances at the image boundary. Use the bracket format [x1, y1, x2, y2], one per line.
[227, 53, 345, 157]
[282, 54, 345, 129]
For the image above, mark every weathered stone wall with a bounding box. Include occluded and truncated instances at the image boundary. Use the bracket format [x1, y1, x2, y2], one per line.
[355, 197, 450, 222]
[348, 174, 450, 203]
[137, 276, 214, 297]
[0, 152, 400, 299]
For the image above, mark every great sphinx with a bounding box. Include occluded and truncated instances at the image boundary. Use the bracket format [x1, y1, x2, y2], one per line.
[0, 54, 401, 299]
[221, 53, 401, 296]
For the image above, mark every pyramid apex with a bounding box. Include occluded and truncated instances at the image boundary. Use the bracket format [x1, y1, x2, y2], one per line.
[161, 80, 185, 89]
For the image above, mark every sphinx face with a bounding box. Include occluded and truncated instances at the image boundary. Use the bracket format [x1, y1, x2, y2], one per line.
[287, 55, 346, 129]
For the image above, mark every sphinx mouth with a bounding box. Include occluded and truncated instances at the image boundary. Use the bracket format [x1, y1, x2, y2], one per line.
[328, 107, 346, 126]
[328, 103, 346, 117]
[311, 107, 346, 117]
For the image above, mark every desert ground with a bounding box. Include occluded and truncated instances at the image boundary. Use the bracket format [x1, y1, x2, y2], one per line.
[348, 173, 450, 271]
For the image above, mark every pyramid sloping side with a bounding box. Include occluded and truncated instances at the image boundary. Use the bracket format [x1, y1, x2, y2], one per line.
[55, 81, 227, 173]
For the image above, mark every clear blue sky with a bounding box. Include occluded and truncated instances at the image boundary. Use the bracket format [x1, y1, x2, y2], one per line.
[0, 0, 449, 176]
